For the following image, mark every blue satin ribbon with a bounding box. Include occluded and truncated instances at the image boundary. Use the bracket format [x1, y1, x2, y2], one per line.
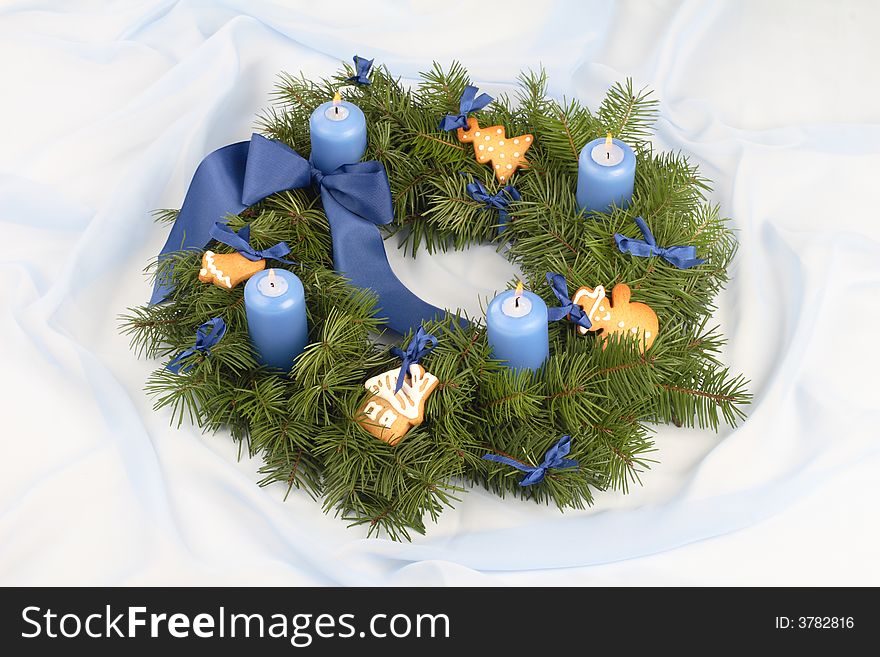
[150, 133, 452, 335]
[614, 216, 705, 269]
[439, 85, 493, 132]
[545, 272, 591, 330]
[209, 221, 294, 263]
[482, 435, 578, 486]
[464, 177, 520, 235]
[166, 317, 227, 374]
[346, 55, 373, 86]
[390, 326, 438, 393]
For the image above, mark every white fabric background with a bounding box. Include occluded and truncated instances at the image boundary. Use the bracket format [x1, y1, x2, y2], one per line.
[2, 0, 878, 585]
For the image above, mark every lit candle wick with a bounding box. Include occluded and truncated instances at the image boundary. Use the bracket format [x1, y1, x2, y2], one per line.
[268, 268, 276, 288]
[605, 132, 613, 160]
[514, 280, 524, 308]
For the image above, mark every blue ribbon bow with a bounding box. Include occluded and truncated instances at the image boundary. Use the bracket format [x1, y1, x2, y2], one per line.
[482, 435, 579, 486]
[464, 177, 520, 235]
[389, 326, 438, 393]
[166, 317, 227, 374]
[150, 133, 456, 334]
[346, 55, 373, 86]
[545, 272, 591, 330]
[209, 222, 294, 263]
[439, 85, 493, 132]
[614, 216, 705, 269]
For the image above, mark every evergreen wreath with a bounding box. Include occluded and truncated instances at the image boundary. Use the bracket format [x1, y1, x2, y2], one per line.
[121, 59, 750, 540]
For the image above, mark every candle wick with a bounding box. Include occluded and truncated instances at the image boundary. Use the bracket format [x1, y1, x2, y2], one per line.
[335, 106, 339, 115]
[515, 296, 520, 308]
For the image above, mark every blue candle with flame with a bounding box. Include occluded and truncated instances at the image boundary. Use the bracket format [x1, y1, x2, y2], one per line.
[576, 134, 636, 215]
[309, 92, 368, 174]
[244, 268, 308, 371]
[486, 283, 549, 371]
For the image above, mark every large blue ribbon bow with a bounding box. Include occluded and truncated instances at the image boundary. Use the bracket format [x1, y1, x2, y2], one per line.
[209, 221, 294, 263]
[390, 326, 438, 393]
[346, 55, 373, 86]
[439, 85, 493, 132]
[464, 177, 520, 234]
[545, 272, 591, 330]
[166, 317, 227, 374]
[483, 435, 579, 486]
[614, 216, 705, 269]
[150, 133, 451, 334]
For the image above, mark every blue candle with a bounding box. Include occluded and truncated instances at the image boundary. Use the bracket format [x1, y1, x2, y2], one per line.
[244, 268, 308, 371]
[486, 285, 549, 371]
[576, 134, 636, 214]
[309, 93, 367, 174]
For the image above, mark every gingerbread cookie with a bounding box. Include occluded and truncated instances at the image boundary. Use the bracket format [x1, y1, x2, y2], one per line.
[572, 283, 658, 352]
[199, 251, 265, 290]
[357, 364, 439, 445]
[457, 117, 533, 182]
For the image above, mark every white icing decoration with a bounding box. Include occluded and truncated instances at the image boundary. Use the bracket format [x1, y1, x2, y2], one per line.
[488, 146, 494, 152]
[478, 144, 484, 150]
[506, 164, 512, 169]
[618, 321, 625, 328]
[499, 140, 504, 146]
[363, 365, 438, 421]
[484, 136, 491, 141]
[631, 327, 638, 333]
[496, 128, 502, 134]
[514, 139, 519, 144]
[202, 251, 232, 288]
[364, 401, 382, 419]
[474, 131, 480, 136]
[525, 136, 531, 141]
[572, 285, 606, 324]
[379, 410, 396, 428]
[645, 331, 652, 338]
[514, 151, 520, 157]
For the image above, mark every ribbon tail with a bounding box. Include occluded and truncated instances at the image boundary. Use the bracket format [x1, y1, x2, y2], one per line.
[519, 468, 546, 486]
[661, 246, 705, 269]
[547, 306, 572, 322]
[166, 348, 196, 374]
[150, 141, 251, 304]
[321, 187, 464, 334]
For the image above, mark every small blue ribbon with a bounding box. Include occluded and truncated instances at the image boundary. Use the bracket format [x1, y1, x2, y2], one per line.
[545, 272, 591, 330]
[439, 85, 493, 132]
[166, 317, 227, 374]
[389, 326, 438, 393]
[346, 55, 373, 86]
[464, 177, 520, 234]
[614, 216, 705, 269]
[482, 435, 579, 486]
[209, 221, 294, 264]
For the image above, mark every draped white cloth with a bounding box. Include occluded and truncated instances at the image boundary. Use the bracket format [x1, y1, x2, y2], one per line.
[2, 0, 878, 585]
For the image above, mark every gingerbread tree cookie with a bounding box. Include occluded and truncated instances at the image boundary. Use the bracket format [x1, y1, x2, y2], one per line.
[457, 117, 533, 182]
